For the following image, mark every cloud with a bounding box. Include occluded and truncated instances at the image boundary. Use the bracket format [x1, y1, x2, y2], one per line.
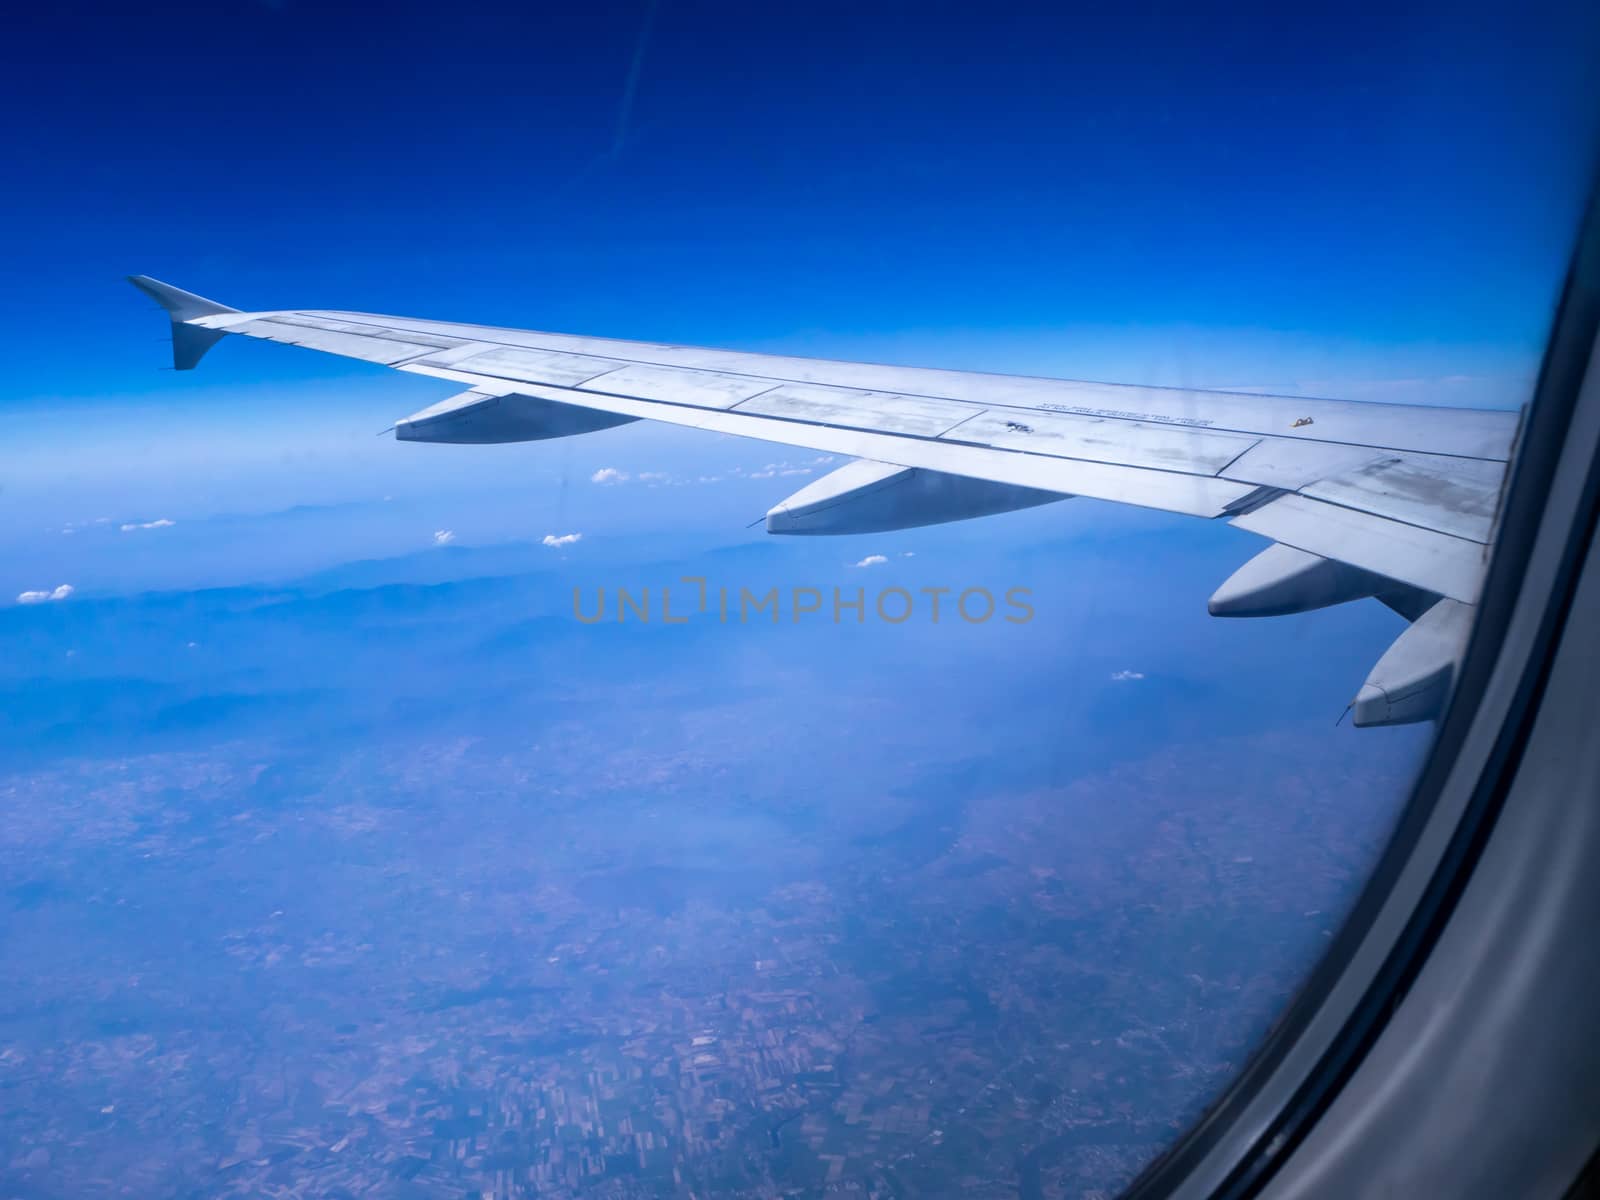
[542, 533, 583, 548]
[726, 458, 832, 481]
[1110, 669, 1145, 682]
[853, 554, 889, 568]
[590, 467, 692, 486]
[748, 459, 818, 479]
[432, 530, 456, 546]
[18, 584, 74, 605]
[119, 518, 175, 532]
[593, 456, 833, 488]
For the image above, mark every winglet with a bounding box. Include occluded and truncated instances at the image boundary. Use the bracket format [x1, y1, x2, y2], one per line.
[127, 275, 238, 320]
[127, 275, 240, 370]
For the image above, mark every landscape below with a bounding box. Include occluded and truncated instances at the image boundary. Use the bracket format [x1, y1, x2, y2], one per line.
[0, 527, 1427, 1198]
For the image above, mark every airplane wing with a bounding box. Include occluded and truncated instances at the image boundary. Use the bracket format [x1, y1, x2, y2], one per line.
[129, 275, 1522, 728]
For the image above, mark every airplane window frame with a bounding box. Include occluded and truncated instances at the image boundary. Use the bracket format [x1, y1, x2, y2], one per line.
[1123, 180, 1600, 1200]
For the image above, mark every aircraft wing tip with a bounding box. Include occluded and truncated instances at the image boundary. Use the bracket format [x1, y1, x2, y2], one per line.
[127, 275, 240, 320]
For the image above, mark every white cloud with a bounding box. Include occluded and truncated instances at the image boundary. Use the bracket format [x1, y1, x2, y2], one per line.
[749, 459, 817, 479]
[591, 467, 687, 486]
[432, 530, 456, 546]
[119, 518, 175, 532]
[542, 533, 583, 548]
[18, 584, 74, 605]
[1110, 669, 1146, 682]
[853, 554, 889, 568]
[902, 551, 916, 558]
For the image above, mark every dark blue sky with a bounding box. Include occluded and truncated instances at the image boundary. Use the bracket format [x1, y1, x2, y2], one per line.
[7, 0, 1598, 385]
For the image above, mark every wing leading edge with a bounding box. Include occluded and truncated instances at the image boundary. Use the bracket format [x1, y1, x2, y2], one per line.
[129, 275, 1521, 727]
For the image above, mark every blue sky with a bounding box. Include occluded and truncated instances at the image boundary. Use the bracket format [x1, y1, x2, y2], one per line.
[3, 0, 1597, 596]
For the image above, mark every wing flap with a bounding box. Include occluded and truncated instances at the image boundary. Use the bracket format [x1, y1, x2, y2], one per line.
[1230, 492, 1488, 602]
[1219, 438, 1387, 490]
[1299, 452, 1503, 544]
